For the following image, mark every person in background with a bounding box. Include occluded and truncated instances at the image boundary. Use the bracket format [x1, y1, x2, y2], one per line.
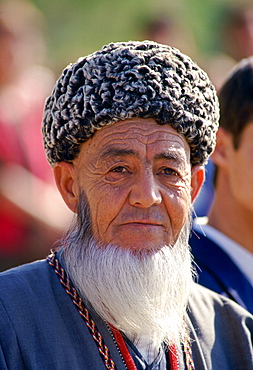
[190, 57, 253, 314]
[0, 41, 252, 369]
[193, 4, 253, 217]
[0, 1, 71, 270]
[221, 5, 253, 63]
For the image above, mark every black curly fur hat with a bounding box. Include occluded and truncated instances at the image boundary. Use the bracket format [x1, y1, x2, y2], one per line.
[42, 40, 219, 166]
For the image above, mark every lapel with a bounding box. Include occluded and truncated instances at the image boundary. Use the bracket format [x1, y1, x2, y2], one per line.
[190, 230, 253, 314]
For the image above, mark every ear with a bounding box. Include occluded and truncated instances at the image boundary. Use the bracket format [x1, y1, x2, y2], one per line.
[211, 127, 231, 169]
[191, 165, 205, 203]
[53, 162, 79, 213]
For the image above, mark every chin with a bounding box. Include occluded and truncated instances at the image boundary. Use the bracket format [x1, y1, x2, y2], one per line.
[107, 233, 170, 252]
[110, 241, 167, 255]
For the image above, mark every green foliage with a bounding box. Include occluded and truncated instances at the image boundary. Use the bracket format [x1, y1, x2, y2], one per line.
[31, 0, 249, 73]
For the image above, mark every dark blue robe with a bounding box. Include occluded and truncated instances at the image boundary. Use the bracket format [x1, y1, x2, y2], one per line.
[0, 256, 253, 369]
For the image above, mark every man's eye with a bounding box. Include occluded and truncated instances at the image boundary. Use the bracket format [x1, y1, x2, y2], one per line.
[111, 166, 128, 173]
[161, 167, 178, 176]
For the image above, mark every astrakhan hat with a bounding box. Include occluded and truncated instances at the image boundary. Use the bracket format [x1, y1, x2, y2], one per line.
[42, 40, 219, 166]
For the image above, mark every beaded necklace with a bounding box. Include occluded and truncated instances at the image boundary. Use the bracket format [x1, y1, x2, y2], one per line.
[47, 252, 194, 370]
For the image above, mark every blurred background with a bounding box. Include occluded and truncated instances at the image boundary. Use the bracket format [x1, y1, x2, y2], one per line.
[1, 0, 253, 270]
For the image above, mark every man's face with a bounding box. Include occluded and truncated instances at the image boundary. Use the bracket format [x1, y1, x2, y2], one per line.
[59, 118, 202, 251]
[226, 122, 253, 213]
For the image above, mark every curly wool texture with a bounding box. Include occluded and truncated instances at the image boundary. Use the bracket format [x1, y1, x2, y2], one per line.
[42, 40, 219, 166]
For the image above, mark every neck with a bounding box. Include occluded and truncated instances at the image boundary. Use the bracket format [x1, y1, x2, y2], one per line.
[208, 173, 253, 253]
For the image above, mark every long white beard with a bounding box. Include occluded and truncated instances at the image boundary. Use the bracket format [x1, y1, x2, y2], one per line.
[63, 193, 194, 355]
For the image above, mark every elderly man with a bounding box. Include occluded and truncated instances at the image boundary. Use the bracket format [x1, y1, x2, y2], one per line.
[0, 41, 252, 369]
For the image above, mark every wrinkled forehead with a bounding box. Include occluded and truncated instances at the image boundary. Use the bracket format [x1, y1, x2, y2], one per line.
[76, 118, 191, 166]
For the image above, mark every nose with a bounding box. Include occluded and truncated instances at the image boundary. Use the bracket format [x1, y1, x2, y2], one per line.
[128, 170, 162, 208]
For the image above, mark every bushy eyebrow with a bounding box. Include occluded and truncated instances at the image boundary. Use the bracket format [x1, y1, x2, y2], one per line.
[101, 148, 139, 159]
[154, 152, 183, 165]
[101, 148, 185, 165]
